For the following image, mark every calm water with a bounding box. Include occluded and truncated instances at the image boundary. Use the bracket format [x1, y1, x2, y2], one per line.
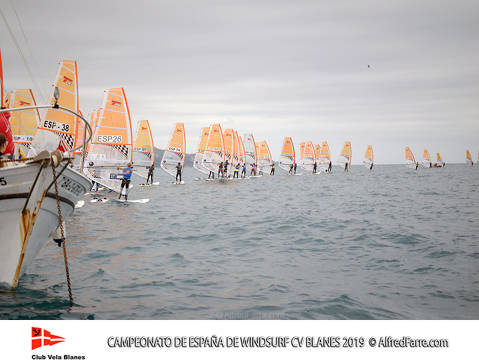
[1, 164, 478, 319]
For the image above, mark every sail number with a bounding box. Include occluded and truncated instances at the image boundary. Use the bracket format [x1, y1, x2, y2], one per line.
[0, 177, 7, 186]
[43, 120, 70, 132]
[97, 135, 122, 143]
[59, 176, 84, 196]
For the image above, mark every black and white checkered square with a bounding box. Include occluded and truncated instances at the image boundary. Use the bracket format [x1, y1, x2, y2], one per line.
[59, 133, 74, 150]
[111, 144, 129, 159]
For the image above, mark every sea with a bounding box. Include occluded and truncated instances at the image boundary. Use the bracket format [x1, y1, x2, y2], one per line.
[1, 164, 478, 320]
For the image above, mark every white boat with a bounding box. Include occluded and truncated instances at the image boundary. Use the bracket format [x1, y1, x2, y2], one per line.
[0, 56, 92, 288]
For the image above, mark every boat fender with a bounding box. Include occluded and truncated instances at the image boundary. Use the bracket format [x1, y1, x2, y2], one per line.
[52, 221, 66, 247]
[51, 150, 64, 168]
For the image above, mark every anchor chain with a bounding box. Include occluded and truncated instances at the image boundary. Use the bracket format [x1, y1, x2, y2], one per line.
[50, 156, 74, 307]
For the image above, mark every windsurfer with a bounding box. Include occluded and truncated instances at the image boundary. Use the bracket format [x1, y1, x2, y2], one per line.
[251, 163, 257, 176]
[344, 162, 349, 172]
[224, 159, 229, 176]
[218, 162, 224, 178]
[234, 163, 240, 178]
[289, 163, 293, 174]
[176, 162, 182, 182]
[270, 162, 275, 175]
[118, 162, 133, 200]
[328, 161, 332, 172]
[370, 163, 374, 170]
[294, 163, 297, 174]
[313, 162, 317, 174]
[241, 163, 246, 178]
[147, 164, 155, 184]
[415, 162, 419, 170]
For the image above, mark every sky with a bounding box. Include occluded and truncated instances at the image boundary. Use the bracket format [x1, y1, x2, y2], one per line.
[1, 0, 478, 163]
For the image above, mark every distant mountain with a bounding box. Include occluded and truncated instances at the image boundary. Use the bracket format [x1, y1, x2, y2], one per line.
[153, 147, 195, 167]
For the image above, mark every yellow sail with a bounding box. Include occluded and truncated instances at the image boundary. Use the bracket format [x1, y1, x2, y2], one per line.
[340, 141, 352, 163]
[38, 60, 79, 152]
[466, 150, 473, 165]
[161, 122, 186, 177]
[437, 153, 443, 162]
[364, 145, 373, 161]
[7, 89, 40, 148]
[133, 120, 155, 178]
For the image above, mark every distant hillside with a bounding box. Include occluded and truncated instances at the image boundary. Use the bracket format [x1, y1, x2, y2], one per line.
[153, 148, 195, 167]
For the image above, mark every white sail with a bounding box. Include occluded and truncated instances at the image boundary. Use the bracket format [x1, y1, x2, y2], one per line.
[243, 133, 257, 173]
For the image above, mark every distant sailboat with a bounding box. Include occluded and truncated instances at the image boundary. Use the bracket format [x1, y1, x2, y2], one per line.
[435, 153, 444, 167]
[243, 133, 257, 174]
[319, 141, 331, 171]
[279, 137, 295, 172]
[161, 122, 186, 179]
[257, 140, 273, 175]
[86, 88, 134, 193]
[405, 146, 417, 169]
[203, 124, 225, 174]
[422, 149, 432, 168]
[338, 141, 352, 170]
[133, 120, 155, 179]
[193, 126, 210, 175]
[364, 145, 374, 169]
[466, 150, 473, 166]
[5, 89, 40, 158]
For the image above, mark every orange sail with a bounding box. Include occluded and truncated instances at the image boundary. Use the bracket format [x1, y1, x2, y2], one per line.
[405, 146, 416, 168]
[436, 152, 444, 167]
[232, 130, 240, 166]
[203, 124, 225, 173]
[299, 142, 305, 161]
[133, 120, 155, 178]
[243, 133, 256, 173]
[338, 141, 352, 164]
[237, 131, 246, 165]
[422, 149, 431, 167]
[161, 122, 186, 177]
[224, 128, 235, 166]
[193, 126, 210, 174]
[279, 137, 295, 171]
[6, 89, 40, 155]
[73, 111, 92, 156]
[318, 141, 331, 169]
[315, 144, 321, 161]
[33, 60, 79, 153]
[257, 140, 273, 174]
[301, 141, 315, 170]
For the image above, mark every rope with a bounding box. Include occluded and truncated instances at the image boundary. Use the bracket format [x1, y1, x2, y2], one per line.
[50, 156, 74, 306]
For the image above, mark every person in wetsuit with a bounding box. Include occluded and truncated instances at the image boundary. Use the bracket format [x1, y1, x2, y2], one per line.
[369, 163, 374, 170]
[218, 162, 224, 178]
[118, 162, 133, 200]
[241, 163, 247, 178]
[147, 163, 155, 184]
[293, 163, 297, 174]
[270, 162, 275, 175]
[328, 160, 332, 173]
[234, 163, 240, 178]
[289, 163, 293, 175]
[251, 163, 257, 176]
[313, 162, 317, 174]
[415, 161, 419, 170]
[224, 159, 229, 177]
[344, 162, 349, 172]
[176, 162, 182, 183]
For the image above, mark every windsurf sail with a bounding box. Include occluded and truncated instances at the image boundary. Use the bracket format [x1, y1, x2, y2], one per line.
[203, 123, 225, 173]
[237, 131, 246, 166]
[364, 145, 373, 168]
[86, 88, 134, 193]
[257, 140, 273, 174]
[466, 150, 473, 166]
[161, 122, 186, 177]
[301, 141, 315, 171]
[337, 141, 352, 166]
[193, 126, 210, 175]
[224, 128, 235, 173]
[299, 142, 305, 163]
[243, 133, 257, 173]
[422, 149, 432, 168]
[436, 152, 444, 167]
[232, 130, 240, 167]
[279, 136, 295, 171]
[30, 60, 79, 155]
[315, 144, 321, 162]
[405, 146, 416, 168]
[133, 120, 155, 179]
[6, 89, 40, 158]
[319, 141, 331, 170]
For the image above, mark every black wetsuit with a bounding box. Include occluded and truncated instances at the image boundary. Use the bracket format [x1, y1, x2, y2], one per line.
[294, 163, 297, 174]
[147, 165, 154, 184]
[313, 162, 317, 174]
[328, 161, 332, 172]
[270, 164, 275, 175]
[289, 164, 293, 174]
[176, 164, 182, 182]
[370, 163, 374, 170]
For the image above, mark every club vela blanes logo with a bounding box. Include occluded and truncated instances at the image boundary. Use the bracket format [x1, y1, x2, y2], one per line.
[32, 327, 65, 350]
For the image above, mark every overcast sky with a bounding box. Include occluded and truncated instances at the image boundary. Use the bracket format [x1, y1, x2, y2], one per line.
[1, 0, 478, 163]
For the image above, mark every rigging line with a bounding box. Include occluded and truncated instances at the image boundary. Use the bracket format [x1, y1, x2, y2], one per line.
[0, 6, 47, 104]
[9, 0, 46, 103]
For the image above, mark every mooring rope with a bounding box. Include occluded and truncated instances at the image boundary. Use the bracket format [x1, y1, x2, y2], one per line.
[50, 156, 74, 306]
